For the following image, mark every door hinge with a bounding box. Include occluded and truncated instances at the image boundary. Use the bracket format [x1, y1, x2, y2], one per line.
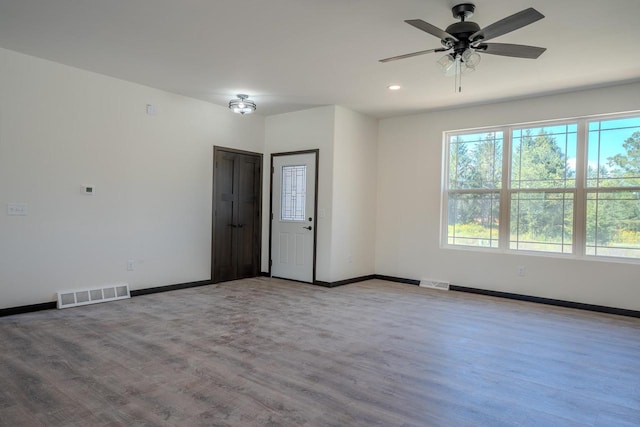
[269, 260, 273, 267]
[271, 166, 274, 174]
[271, 213, 274, 220]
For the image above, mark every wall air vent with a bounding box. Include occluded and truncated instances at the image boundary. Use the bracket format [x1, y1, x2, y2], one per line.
[419, 279, 450, 291]
[57, 284, 130, 309]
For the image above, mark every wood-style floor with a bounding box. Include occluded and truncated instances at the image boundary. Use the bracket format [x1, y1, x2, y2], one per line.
[1, 278, 639, 426]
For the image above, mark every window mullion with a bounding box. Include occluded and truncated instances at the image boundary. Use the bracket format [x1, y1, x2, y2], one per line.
[499, 127, 511, 250]
[574, 119, 587, 256]
[441, 136, 450, 247]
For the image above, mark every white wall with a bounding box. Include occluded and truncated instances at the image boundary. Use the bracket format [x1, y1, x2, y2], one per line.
[376, 81, 640, 311]
[4, 46, 638, 312]
[331, 106, 377, 282]
[263, 106, 336, 282]
[263, 105, 378, 283]
[0, 48, 264, 309]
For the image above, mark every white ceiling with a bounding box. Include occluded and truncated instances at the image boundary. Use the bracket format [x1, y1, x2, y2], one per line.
[1, 0, 639, 118]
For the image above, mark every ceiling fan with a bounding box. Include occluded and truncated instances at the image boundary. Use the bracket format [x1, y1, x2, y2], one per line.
[380, 3, 546, 78]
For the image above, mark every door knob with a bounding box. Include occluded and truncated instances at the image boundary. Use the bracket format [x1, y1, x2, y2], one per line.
[302, 226, 312, 230]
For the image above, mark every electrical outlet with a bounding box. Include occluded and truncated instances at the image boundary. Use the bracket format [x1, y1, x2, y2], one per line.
[127, 260, 135, 271]
[517, 266, 526, 277]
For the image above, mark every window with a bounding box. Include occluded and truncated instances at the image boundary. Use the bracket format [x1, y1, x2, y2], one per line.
[447, 131, 502, 248]
[509, 124, 576, 253]
[281, 165, 307, 221]
[443, 112, 640, 261]
[586, 117, 640, 258]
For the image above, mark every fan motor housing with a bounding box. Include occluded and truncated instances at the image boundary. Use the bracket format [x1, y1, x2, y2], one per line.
[442, 21, 481, 50]
[445, 21, 480, 39]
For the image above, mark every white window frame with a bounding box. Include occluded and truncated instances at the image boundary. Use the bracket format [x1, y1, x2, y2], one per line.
[441, 110, 640, 263]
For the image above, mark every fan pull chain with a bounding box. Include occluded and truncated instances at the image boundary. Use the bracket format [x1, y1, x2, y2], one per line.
[453, 58, 457, 93]
[455, 57, 463, 93]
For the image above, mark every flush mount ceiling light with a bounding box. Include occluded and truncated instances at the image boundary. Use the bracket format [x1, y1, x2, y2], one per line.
[387, 84, 402, 91]
[229, 94, 256, 115]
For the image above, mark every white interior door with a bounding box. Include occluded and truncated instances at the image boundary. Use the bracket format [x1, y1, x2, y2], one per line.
[271, 152, 316, 283]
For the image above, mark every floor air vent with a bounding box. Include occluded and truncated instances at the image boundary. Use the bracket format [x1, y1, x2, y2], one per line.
[57, 284, 130, 309]
[419, 279, 450, 291]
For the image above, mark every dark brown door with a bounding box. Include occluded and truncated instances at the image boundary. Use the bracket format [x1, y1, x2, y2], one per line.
[212, 147, 262, 283]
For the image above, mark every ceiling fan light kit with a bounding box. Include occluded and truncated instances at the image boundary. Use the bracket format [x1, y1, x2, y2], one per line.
[461, 48, 481, 69]
[380, 3, 546, 91]
[437, 54, 457, 76]
[229, 94, 256, 114]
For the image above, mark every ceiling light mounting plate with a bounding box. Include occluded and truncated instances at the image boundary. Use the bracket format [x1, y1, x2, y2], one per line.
[451, 3, 475, 20]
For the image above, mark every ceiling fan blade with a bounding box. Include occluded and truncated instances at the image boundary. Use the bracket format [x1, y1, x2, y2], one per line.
[379, 48, 446, 63]
[405, 19, 458, 42]
[470, 8, 544, 42]
[477, 43, 546, 59]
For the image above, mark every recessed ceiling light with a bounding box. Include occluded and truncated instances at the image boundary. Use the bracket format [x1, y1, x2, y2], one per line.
[387, 84, 401, 91]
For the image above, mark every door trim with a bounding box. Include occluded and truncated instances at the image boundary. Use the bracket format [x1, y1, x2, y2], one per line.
[269, 149, 319, 283]
[211, 146, 263, 283]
